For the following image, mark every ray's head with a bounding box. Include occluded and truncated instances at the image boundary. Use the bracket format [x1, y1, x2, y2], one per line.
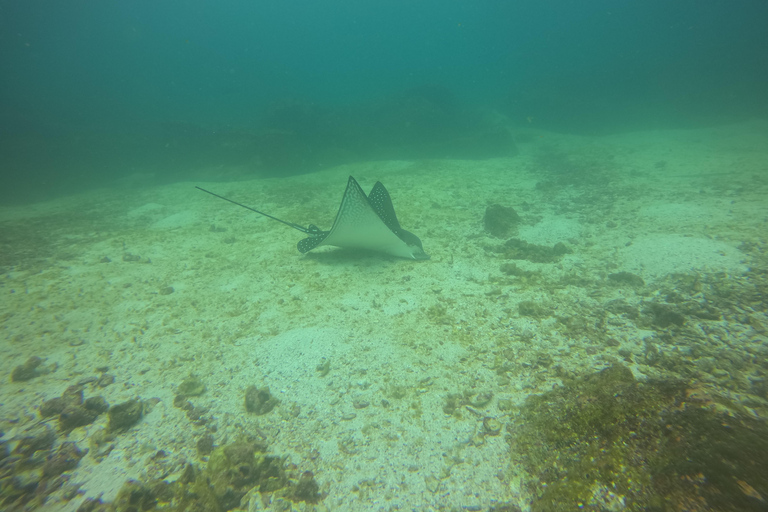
[400, 230, 430, 260]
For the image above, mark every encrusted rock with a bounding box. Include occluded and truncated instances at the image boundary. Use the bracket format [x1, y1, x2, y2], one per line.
[42, 442, 84, 478]
[484, 204, 520, 238]
[196, 435, 214, 456]
[13, 425, 55, 456]
[107, 399, 144, 432]
[244, 386, 278, 415]
[59, 404, 100, 431]
[482, 417, 502, 436]
[11, 356, 43, 382]
[291, 470, 322, 503]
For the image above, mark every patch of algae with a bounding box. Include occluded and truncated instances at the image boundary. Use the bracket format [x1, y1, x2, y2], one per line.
[80, 439, 322, 511]
[513, 364, 768, 511]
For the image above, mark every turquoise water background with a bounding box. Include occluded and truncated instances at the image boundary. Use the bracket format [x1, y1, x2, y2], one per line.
[2, 0, 767, 201]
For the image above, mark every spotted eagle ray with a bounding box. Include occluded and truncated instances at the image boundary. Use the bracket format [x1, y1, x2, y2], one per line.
[196, 176, 430, 260]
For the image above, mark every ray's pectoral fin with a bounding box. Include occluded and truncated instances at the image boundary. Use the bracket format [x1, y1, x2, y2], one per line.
[297, 225, 330, 254]
[368, 180, 429, 260]
[368, 181, 403, 231]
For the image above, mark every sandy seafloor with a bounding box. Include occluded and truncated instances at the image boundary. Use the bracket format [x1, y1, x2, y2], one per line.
[1, 120, 767, 511]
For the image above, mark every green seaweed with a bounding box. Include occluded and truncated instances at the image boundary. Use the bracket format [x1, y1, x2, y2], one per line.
[77, 439, 322, 511]
[513, 364, 768, 511]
